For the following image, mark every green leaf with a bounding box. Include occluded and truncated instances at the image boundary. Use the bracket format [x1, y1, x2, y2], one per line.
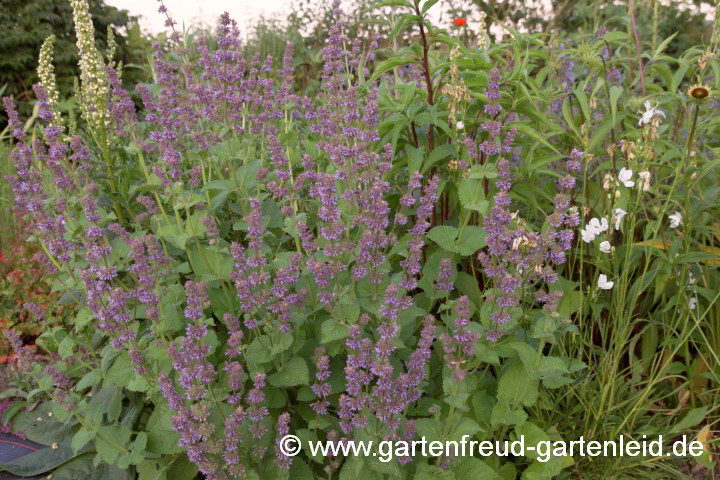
[128, 373, 151, 392]
[458, 179, 488, 213]
[0, 440, 91, 476]
[321, 319, 350, 344]
[72, 427, 96, 455]
[76, 370, 102, 391]
[332, 300, 360, 324]
[368, 57, 415, 84]
[454, 457, 503, 480]
[406, 144, 425, 174]
[58, 336, 75, 358]
[105, 353, 134, 388]
[457, 226, 487, 256]
[269, 356, 310, 387]
[448, 416, 483, 442]
[510, 123, 561, 155]
[490, 400, 528, 428]
[422, 143, 456, 173]
[670, 406, 707, 434]
[372, 0, 413, 9]
[653, 32, 678, 60]
[95, 425, 132, 465]
[497, 363, 538, 407]
[415, 462, 457, 480]
[671, 61, 690, 93]
[427, 226, 458, 253]
[11, 402, 76, 446]
[444, 393, 470, 410]
[145, 406, 182, 455]
[468, 163, 498, 179]
[421, 0, 441, 15]
[603, 31, 628, 43]
[572, 85, 590, 123]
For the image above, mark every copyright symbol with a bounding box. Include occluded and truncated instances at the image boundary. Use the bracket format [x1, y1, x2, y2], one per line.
[279, 434, 301, 457]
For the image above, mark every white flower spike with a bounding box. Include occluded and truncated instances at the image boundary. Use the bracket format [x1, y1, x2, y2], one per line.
[688, 298, 697, 310]
[618, 168, 634, 187]
[598, 274, 614, 290]
[669, 211, 683, 229]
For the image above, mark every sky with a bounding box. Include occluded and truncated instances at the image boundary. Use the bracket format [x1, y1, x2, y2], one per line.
[106, 0, 717, 37]
[106, 0, 292, 34]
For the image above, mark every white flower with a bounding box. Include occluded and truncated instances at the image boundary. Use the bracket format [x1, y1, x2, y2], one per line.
[669, 211, 683, 228]
[456, 121, 464, 130]
[580, 227, 596, 243]
[638, 171, 651, 191]
[612, 208, 627, 231]
[688, 298, 697, 310]
[599, 241, 612, 253]
[598, 274, 614, 290]
[638, 101, 666, 126]
[618, 167, 635, 187]
[588, 217, 609, 235]
[689, 273, 696, 285]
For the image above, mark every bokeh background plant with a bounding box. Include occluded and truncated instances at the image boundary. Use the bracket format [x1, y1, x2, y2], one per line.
[0, 0, 719, 479]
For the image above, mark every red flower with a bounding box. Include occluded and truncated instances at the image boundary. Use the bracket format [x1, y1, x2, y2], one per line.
[453, 18, 466, 27]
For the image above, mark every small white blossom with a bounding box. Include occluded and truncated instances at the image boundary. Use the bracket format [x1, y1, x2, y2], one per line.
[638, 171, 651, 191]
[599, 241, 612, 253]
[588, 217, 609, 235]
[612, 208, 627, 231]
[688, 298, 697, 310]
[638, 101, 666, 126]
[580, 227, 596, 243]
[669, 211, 683, 228]
[456, 121, 464, 130]
[598, 274, 614, 290]
[618, 167, 635, 187]
[603, 173, 614, 190]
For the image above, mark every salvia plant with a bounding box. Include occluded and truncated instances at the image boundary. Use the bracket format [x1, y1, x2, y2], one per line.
[1, 0, 719, 479]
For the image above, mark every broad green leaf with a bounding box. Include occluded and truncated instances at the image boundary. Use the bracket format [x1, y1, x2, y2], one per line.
[76, 371, 102, 391]
[458, 178, 488, 213]
[406, 144, 425, 174]
[95, 425, 132, 464]
[427, 226, 458, 253]
[457, 226, 487, 256]
[497, 363, 538, 407]
[321, 318, 350, 344]
[0, 439, 92, 476]
[422, 143, 456, 173]
[72, 427, 95, 455]
[454, 457, 503, 480]
[269, 356, 310, 387]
